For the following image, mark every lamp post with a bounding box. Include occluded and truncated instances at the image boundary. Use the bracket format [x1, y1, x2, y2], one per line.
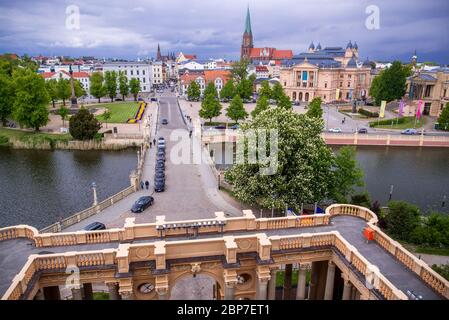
[91, 182, 98, 206]
[69, 64, 78, 109]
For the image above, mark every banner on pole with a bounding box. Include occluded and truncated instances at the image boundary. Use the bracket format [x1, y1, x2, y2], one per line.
[380, 100, 387, 118]
[399, 100, 405, 117]
[416, 100, 423, 120]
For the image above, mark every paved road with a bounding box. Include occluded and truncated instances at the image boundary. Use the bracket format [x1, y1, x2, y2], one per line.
[64, 93, 241, 232]
[0, 216, 442, 300]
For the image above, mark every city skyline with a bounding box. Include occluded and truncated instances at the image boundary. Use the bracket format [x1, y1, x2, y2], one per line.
[0, 0, 449, 63]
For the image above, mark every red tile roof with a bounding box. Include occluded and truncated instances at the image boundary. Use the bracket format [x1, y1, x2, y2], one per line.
[249, 48, 293, 60]
[184, 54, 197, 60]
[256, 65, 269, 72]
[272, 50, 293, 60]
[40, 71, 89, 79]
[180, 70, 231, 85]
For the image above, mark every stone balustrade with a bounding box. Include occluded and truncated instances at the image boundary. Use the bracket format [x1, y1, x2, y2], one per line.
[2, 204, 448, 300]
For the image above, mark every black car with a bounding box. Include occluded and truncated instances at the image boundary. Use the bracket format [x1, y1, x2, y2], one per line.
[154, 179, 165, 192]
[131, 196, 154, 213]
[157, 153, 166, 162]
[158, 137, 165, 142]
[214, 125, 226, 130]
[155, 171, 165, 179]
[83, 222, 106, 231]
[150, 98, 158, 102]
[156, 161, 165, 170]
[162, 119, 168, 125]
[358, 128, 368, 134]
[157, 147, 165, 154]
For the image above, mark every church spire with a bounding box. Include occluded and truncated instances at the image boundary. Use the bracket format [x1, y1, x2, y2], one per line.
[157, 43, 162, 61]
[245, 6, 252, 35]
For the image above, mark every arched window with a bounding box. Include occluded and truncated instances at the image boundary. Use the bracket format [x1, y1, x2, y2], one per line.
[299, 92, 303, 101]
[305, 92, 309, 102]
[293, 92, 297, 100]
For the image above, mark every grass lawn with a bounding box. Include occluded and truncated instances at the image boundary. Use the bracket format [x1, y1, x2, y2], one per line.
[0, 127, 72, 146]
[276, 270, 311, 287]
[370, 116, 427, 130]
[92, 102, 140, 123]
[415, 246, 449, 256]
[93, 292, 110, 300]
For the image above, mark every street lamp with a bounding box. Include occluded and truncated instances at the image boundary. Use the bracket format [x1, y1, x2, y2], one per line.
[69, 64, 78, 109]
[91, 182, 98, 206]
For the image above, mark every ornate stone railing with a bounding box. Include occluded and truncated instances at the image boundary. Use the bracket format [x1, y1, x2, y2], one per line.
[3, 230, 407, 300]
[326, 203, 378, 225]
[0, 225, 39, 243]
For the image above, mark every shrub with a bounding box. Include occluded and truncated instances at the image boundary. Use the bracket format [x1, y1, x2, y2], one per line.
[358, 108, 379, 118]
[69, 108, 102, 140]
[369, 117, 408, 128]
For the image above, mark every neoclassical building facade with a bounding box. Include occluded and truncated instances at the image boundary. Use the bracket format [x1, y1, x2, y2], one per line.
[280, 42, 372, 103]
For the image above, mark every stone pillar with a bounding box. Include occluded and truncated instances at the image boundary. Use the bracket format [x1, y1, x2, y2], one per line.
[157, 288, 168, 300]
[34, 289, 45, 300]
[296, 264, 308, 300]
[324, 261, 336, 300]
[342, 280, 352, 300]
[83, 283, 94, 300]
[107, 283, 120, 300]
[267, 269, 277, 300]
[308, 262, 318, 300]
[351, 286, 357, 300]
[283, 264, 293, 300]
[43, 286, 61, 300]
[224, 282, 236, 300]
[256, 278, 269, 300]
[120, 291, 134, 300]
[71, 285, 83, 300]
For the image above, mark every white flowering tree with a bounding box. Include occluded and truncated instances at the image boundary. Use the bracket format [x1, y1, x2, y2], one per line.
[225, 107, 334, 213]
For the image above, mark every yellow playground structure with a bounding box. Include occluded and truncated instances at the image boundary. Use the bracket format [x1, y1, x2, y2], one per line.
[127, 102, 147, 124]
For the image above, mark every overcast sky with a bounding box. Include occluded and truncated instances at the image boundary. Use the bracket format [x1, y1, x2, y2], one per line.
[1, 0, 448, 63]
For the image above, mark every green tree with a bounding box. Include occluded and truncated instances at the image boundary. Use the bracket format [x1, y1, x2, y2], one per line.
[369, 61, 412, 105]
[277, 93, 292, 110]
[220, 79, 235, 100]
[231, 59, 250, 83]
[104, 71, 118, 102]
[74, 80, 85, 98]
[199, 94, 222, 123]
[410, 213, 449, 247]
[12, 69, 50, 131]
[251, 96, 270, 119]
[102, 110, 112, 129]
[118, 71, 129, 100]
[204, 82, 218, 98]
[57, 105, 69, 127]
[0, 73, 15, 126]
[385, 201, 421, 241]
[225, 107, 334, 213]
[187, 81, 201, 101]
[437, 102, 449, 131]
[330, 146, 364, 203]
[350, 192, 372, 209]
[90, 72, 106, 103]
[306, 97, 323, 119]
[258, 80, 272, 100]
[69, 108, 101, 140]
[236, 75, 255, 100]
[226, 95, 248, 124]
[57, 78, 71, 106]
[129, 78, 140, 101]
[271, 82, 285, 102]
[45, 79, 58, 108]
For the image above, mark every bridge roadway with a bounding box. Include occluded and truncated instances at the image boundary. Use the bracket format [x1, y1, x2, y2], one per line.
[0, 215, 442, 300]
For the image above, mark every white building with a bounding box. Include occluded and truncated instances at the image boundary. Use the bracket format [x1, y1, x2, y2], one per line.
[41, 70, 91, 98]
[151, 61, 164, 85]
[102, 62, 152, 92]
[178, 60, 205, 71]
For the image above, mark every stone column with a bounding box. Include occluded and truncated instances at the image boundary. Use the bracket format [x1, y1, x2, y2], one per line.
[256, 278, 269, 300]
[351, 286, 357, 300]
[224, 282, 236, 300]
[283, 264, 293, 300]
[34, 289, 45, 300]
[267, 269, 277, 300]
[342, 280, 352, 300]
[120, 291, 134, 300]
[308, 262, 318, 300]
[83, 283, 94, 300]
[71, 285, 83, 300]
[157, 288, 168, 300]
[296, 264, 308, 300]
[107, 283, 120, 300]
[324, 261, 336, 300]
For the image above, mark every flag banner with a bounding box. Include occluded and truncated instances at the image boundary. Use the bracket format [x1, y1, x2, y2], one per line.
[336, 88, 340, 100]
[399, 100, 405, 117]
[380, 100, 387, 118]
[349, 89, 353, 101]
[416, 100, 423, 120]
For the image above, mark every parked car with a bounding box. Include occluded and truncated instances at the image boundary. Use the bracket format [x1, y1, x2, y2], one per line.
[131, 196, 154, 213]
[162, 119, 168, 125]
[150, 98, 158, 102]
[156, 161, 165, 170]
[83, 222, 106, 231]
[229, 124, 240, 130]
[329, 128, 342, 133]
[155, 171, 165, 179]
[157, 152, 166, 161]
[115, 98, 123, 101]
[157, 141, 166, 149]
[158, 137, 165, 142]
[214, 125, 226, 130]
[137, 97, 145, 102]
[358, 128, 368, 134]
[401, 129, 418, 135]
[154, 178, 165, 193]
[293, 101, 300, 106]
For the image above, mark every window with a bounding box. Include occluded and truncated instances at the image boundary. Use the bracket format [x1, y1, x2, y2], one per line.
[143, 70, 145, 75]
[347, 81, 351, 88]
[346, 92, 350, 99]
[340, 74, 344, 78]
[424, 85, 432, 97]
[143, 86, 146, 91]
[340, 82, 343, 87]
[348, 74, 352, 79]
[324, 82, 328, 88]
[142, 78, 145, 83]
[131, 70, 133, 76]
[137, 70, 140, 75]
[324, 95, 327, 100]
[444, 89, 447, 97]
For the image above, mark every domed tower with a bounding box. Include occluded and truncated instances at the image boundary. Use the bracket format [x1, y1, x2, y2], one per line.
[241, 7, 254, 61]
[308, 41, 315, 53]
